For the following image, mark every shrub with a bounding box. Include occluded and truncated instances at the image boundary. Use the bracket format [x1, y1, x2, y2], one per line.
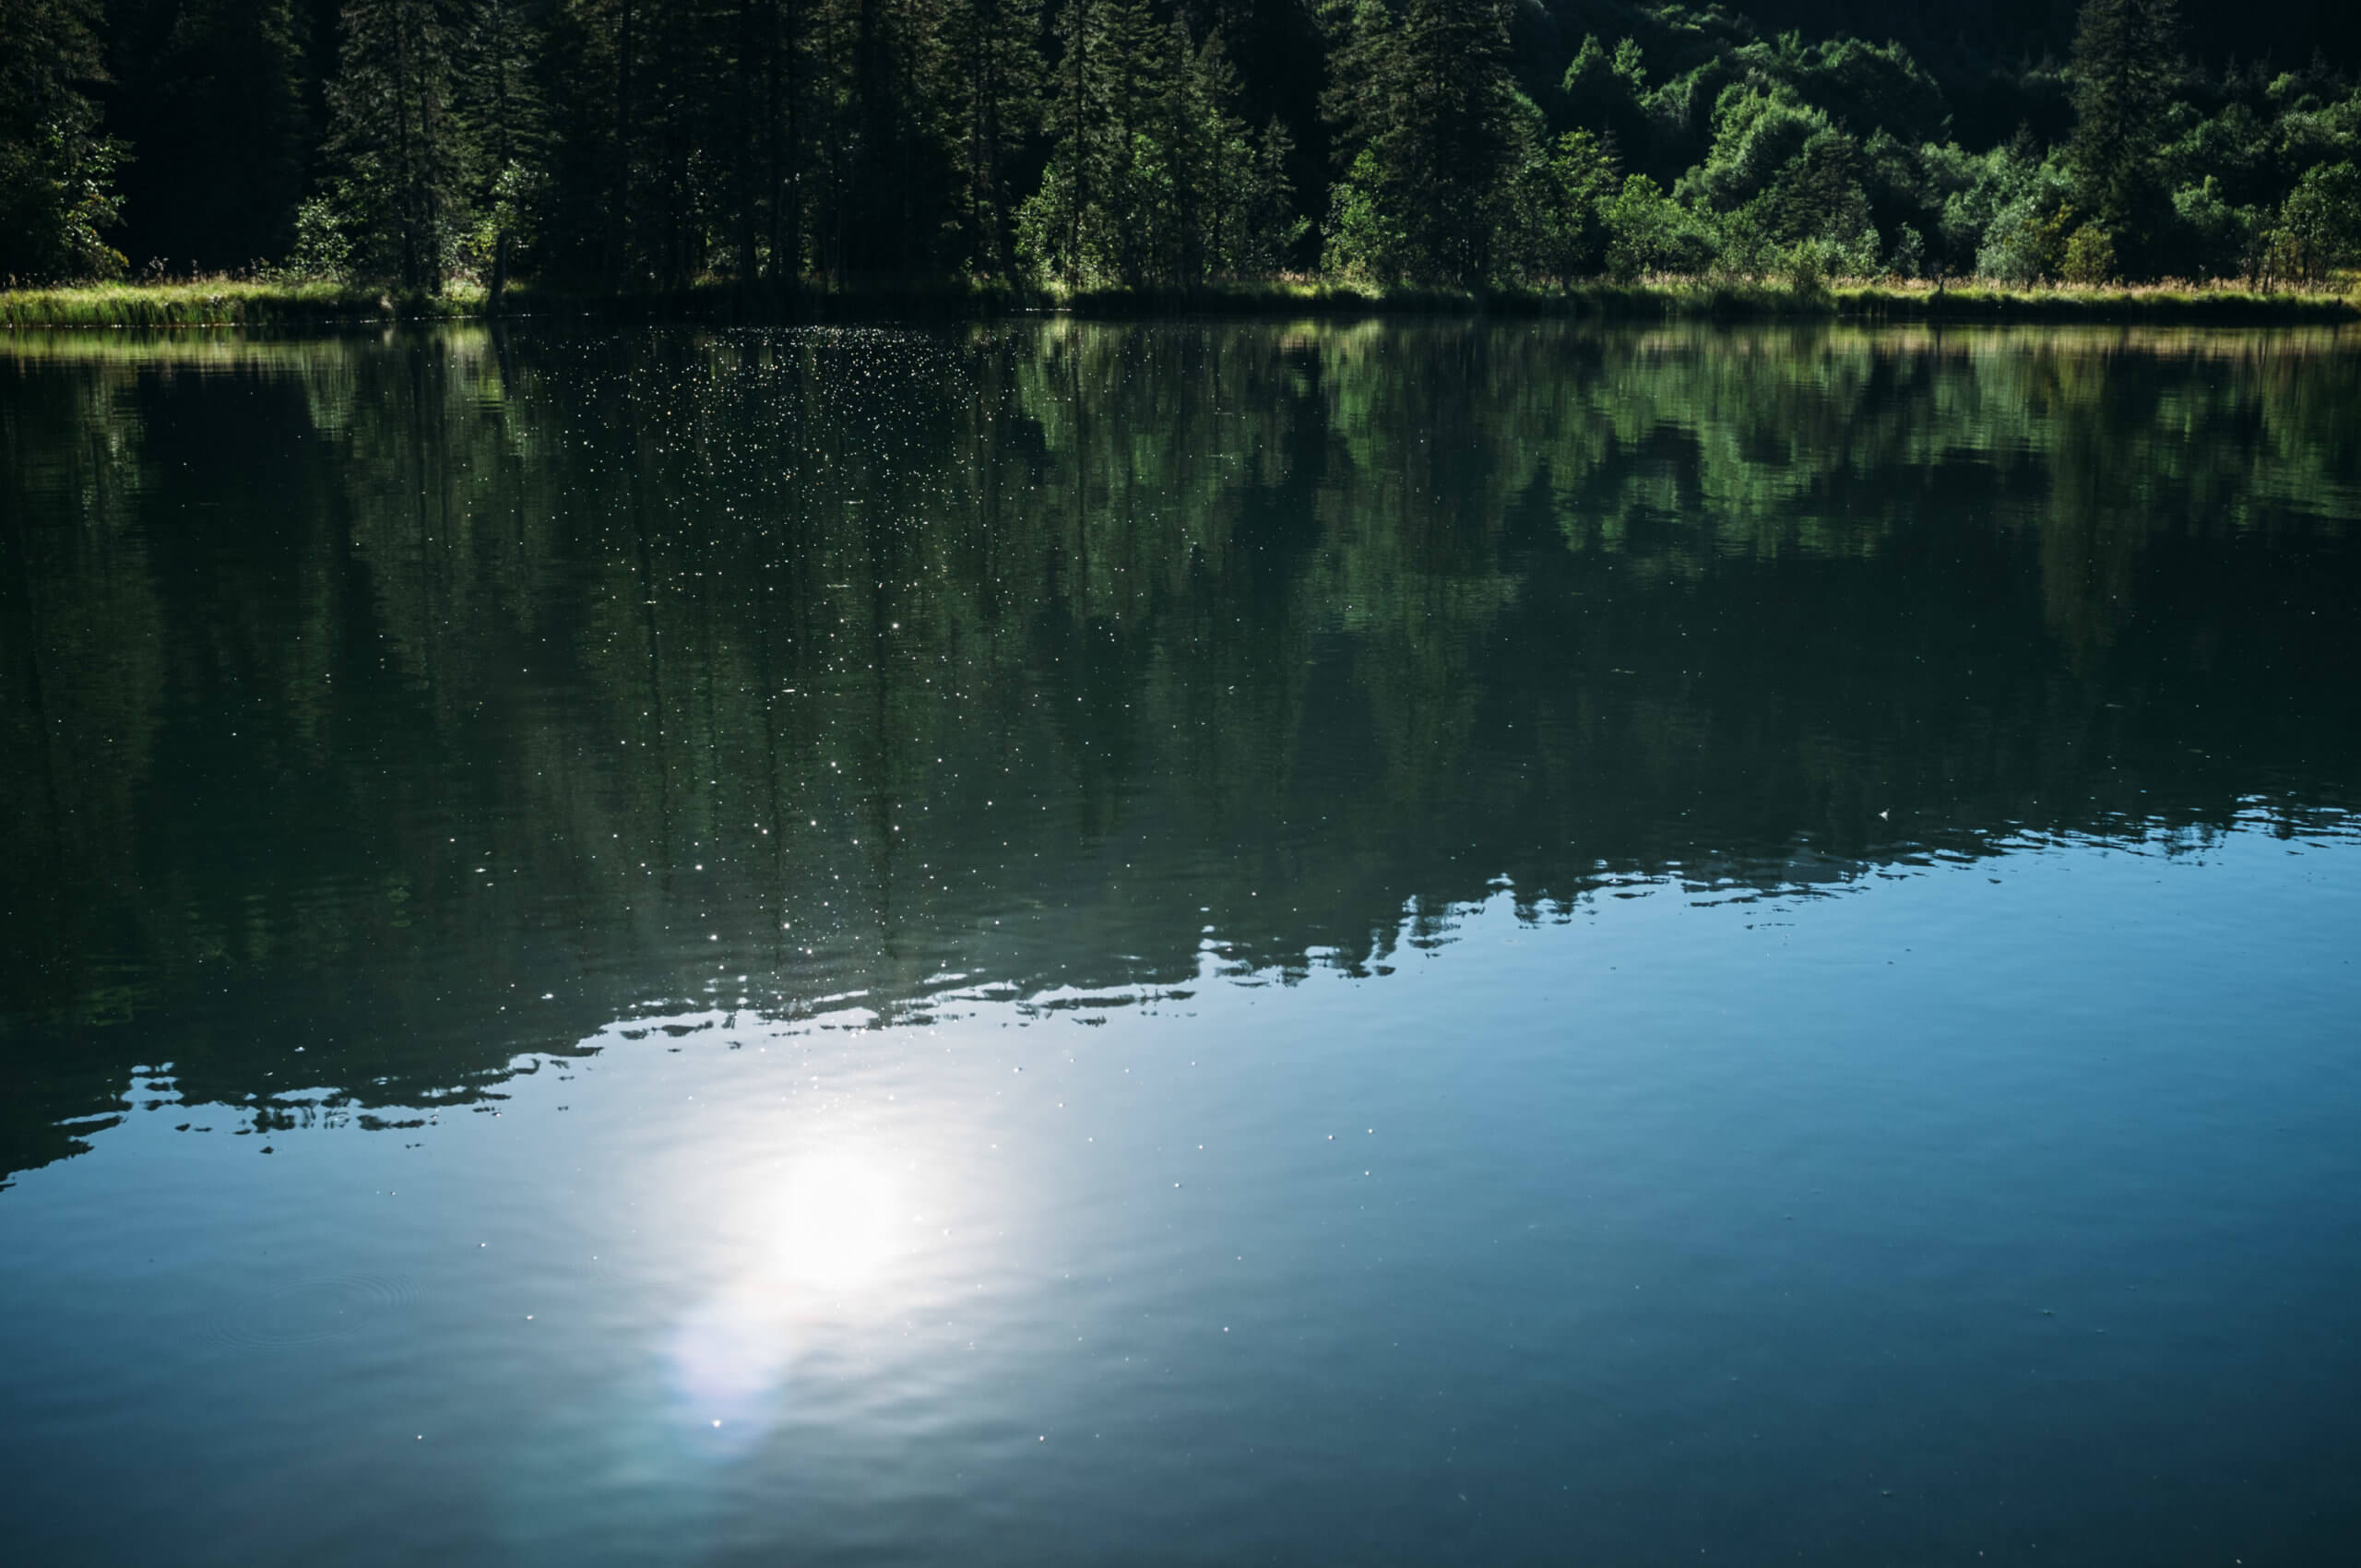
[2267, 161, 2361, 285]
[1601, 175, 1716, 279]
[2060, 222, 2117, 284]
[283, 197, 353, 282]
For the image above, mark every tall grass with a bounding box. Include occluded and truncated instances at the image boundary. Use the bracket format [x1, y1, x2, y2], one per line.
[0, 278, 487, 328]
[4, 271, 2352, 328]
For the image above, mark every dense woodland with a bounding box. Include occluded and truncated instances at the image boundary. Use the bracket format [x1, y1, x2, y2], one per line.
[3, 0, 2361, 290]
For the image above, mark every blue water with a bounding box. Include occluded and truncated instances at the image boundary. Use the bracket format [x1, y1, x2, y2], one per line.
[3, 322, 2359, 1564]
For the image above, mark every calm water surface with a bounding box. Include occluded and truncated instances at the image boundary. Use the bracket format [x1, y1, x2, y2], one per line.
[4, 321, 2359, 1565]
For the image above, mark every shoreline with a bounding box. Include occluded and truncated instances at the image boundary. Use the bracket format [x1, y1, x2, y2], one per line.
[4, 276, 2355, 329]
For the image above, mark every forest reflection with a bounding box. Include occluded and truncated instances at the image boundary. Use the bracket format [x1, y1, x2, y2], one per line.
[4, 320, 2358, 1184]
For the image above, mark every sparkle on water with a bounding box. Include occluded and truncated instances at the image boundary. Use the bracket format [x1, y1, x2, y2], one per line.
[2, 320, 2359, 1568]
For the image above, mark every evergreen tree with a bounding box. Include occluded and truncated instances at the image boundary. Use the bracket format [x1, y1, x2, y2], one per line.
[1560, 34, 1656, 180]
[943, 0, 1043, 274]
[1021, 0, 1151, 282]
[326, 0, 464, 289]
[1321, 0, 1516, 282]
[1019, 5, 1285, 283]
[453, 0, 545, 287]
[765, 0, 814, 279]
[1233, 114, 1302, 275]
[18, 0, 2361, 294]
[2067, 0, 2180, 265]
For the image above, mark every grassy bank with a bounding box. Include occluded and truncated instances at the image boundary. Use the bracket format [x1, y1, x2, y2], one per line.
[505, 273, 2361, 324]
[6, 274, 2355, 328]
[1047, 277, 2358, 323]
[0, 279, 488, 327]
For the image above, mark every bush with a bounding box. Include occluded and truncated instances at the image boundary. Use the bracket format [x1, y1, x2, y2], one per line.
[2060, 222, 2117, 284]
[1322, 149, 1409, 282]
[282, 197, 353, 282]
[2267, 160, 2361, 285]
[1497, 130, 1616, 281]
[0, 117, 127, 282]
[2168, 178, 2263, 280]
[1887, 223, 1928, 279]
[1601, 175, 1717, 279]
[1979, 200, 2078, 283]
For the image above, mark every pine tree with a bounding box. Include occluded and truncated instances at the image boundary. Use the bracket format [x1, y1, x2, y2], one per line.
[941, 0, 1041, 276]
[1392, 0, 1514, 280]
[327, 0, 463, 290]
[1233, 114, 1301, 275]
[1025, 0, 1165, 283]
[2067, 0, 2180, 267]
[1319, 0, 1515, 283]
[1157, 18, 1229, 279]
[454, 0, 545, 291]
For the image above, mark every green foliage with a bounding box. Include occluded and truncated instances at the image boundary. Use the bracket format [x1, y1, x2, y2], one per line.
[1237, 119, 1309, 277]
[0, 0, 126, 281]
[1319, 0, 1519, 284]
[1020, 4, 1292, 285]
[1975, 168, 2082, 283]
[2167, 176, 2260, 278]
[1321, 147, 1404, 280]
[2060, 220, 2118, 282]
[1756, 34, 1946, 148]
[2067, 0, 2182, 267]
[451, 0, 546, 276]
[326, 0, 464, 291]
[943, 0, 1046, 275]
[1759, 127, 1873, 251]
[1600, 173, 1714, 279]
[1561, 34, 1662, 174]
[2263, 160, 2361, 283]
[1498, 127, 1618, 281]
[12, 0, 2361, 295]
[283, 196, 354, 281]
[1679, 85, 1825, 214]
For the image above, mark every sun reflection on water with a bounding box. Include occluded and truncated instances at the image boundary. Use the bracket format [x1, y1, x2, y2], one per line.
[665, 1135, 935, 1447]
[766, 1148, 907, 1291]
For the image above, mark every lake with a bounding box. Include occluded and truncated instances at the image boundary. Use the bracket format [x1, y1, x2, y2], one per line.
[4, 319, 2359, 1565]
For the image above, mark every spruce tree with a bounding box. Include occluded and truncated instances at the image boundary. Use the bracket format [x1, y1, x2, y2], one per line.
[454, 0, 545, 291]
[1320, 0, 1514, 283]
[943, 0, 1043, 275]
[326, 0, 463, 290]
[1024, 0, 1139, 282]
[837, 0, 961, 278]
[1234, 115, 1301, 276]
[2067, 0, 2180, 269]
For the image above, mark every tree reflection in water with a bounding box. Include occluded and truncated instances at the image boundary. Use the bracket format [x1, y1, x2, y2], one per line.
[3, 320, 2357, 1183]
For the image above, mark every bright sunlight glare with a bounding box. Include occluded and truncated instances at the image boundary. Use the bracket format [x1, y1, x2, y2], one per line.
[768, 1148, 905, 1291]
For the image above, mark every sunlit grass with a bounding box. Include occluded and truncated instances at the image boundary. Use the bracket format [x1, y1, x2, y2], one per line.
[0, 277, 489, 327]
[5, 270, 2352, 327]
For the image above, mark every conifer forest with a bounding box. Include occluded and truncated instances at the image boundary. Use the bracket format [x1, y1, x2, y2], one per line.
[4, 0, 2359, 291]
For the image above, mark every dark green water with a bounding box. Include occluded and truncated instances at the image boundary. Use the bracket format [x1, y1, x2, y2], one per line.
[4, 321, 2359, 1565]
